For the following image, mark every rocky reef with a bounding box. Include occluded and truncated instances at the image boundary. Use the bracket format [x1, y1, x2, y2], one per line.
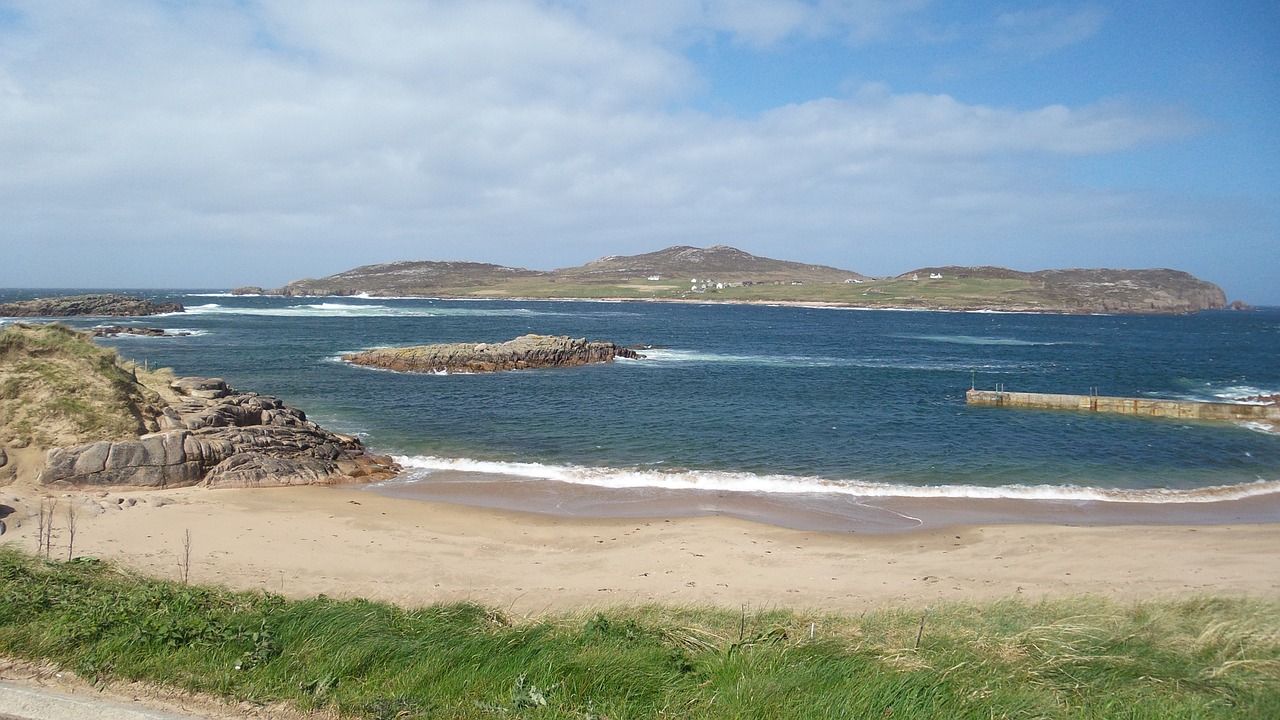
[42, 377, 399, 489]
[343, 334, 642, 373]
[91, 325, 191, 338]
[0, 294, 184, 317]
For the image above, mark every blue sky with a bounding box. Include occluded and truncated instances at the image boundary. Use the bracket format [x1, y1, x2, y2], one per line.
[1, 1, 1276, 302]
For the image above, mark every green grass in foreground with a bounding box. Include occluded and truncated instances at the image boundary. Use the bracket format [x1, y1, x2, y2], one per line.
[0, 547, 1277, 719]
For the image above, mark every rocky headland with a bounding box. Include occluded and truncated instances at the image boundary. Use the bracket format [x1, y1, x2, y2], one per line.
[0, 323, 397, 489]
[343, 334, 642, 373]
[0, 293, 184, 317]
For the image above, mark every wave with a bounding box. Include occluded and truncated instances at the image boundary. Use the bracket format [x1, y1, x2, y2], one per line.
[899, 334, 1074, 347]
[1238, 421, 1280, 437]
[1169, 383, 1280, 405]
[638, 348, 1028, 372]
[98, 328, 209, 339]
[388, 455, 1280, 504]
[183, 302, 560, 319]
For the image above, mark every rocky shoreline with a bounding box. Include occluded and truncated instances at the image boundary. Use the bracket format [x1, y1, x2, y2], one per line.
[41, 377, 399, 489]
[0, 293, 184, 317]
[342, 334, 642, 373]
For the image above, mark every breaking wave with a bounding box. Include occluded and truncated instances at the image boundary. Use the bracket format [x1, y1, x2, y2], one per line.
[638, 348, 1027, 372]
[900, 334, 1076, 347]
[183, 302, 559, 319]
[388, 455, 1280, 505]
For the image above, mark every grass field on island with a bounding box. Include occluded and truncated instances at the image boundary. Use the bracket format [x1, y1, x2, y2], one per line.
[1, 547, 1276, 719]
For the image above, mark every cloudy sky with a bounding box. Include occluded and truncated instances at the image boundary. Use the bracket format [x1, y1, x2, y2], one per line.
[1, 1, 1276, 302]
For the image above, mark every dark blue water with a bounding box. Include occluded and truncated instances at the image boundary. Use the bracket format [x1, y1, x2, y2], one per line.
[4, 290, 1278, 509]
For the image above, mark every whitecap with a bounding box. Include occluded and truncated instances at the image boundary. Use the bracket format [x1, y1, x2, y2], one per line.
[387, 455, 1280, 505]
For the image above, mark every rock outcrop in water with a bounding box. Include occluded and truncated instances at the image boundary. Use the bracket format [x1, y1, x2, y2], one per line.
[0, 294, 184, 317]
[91, 325, 191, 338]
[42, 377, 399, 488]
[343, 334, 642, 373]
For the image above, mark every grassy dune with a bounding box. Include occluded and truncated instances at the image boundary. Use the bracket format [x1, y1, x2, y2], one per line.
[0, 547, 1276, 719]
[0, 323, 167, 450]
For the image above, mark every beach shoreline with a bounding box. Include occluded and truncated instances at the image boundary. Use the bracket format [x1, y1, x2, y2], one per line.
[1, 480, 1276, 616]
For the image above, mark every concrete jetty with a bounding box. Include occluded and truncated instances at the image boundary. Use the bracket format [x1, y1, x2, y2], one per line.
[966, 389, 1280, 424]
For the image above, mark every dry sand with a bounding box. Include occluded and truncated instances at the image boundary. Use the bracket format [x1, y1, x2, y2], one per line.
[2, 481, 1277, 615]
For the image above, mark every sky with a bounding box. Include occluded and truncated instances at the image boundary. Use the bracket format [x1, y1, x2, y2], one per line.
[1, 1, 1277, 303]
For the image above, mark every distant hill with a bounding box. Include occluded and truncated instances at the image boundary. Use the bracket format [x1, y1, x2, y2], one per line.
[242, 246, 1229, 315]
[263, 260, 548, 297]
[558, 245, 869, 284]
[899, 266, 1227, 314]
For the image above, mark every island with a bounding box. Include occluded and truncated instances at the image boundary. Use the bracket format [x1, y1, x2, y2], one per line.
[243, 245, 1232, 315]
[0, 293, 184, 317]
[342, 334, 642, 373]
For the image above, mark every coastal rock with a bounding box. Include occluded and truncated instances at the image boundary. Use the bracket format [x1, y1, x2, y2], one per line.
[0, 294, 184, 317]
[40, 377, 399, 489]
[171, 377, 231, 399]
[1235, 394, 1280, 405]
[342, 334, 643, 373]
[91, 325, 191, 338]
[44, 432, 207, 488]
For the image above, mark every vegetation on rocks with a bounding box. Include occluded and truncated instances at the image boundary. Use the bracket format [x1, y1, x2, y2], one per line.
[0, 323, 397, 489]
[0, 323, 165, 455]
[0, 546, 1275, 719]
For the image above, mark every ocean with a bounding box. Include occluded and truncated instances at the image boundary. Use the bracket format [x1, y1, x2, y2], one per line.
[5, 290, 1278, 531]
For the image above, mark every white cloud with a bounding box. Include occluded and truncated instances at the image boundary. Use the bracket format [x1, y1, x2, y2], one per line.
[554, 0, 931, 47]
[991, 4, 1110, 59]
[0, 0, 1255, 293]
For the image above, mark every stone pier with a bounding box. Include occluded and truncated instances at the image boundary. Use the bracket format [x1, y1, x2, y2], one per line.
[965, 389, 1280, 423]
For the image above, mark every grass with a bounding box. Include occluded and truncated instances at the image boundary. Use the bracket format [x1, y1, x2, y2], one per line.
[0, 546, 1276, 719]
[419, 276, 1048, 310]
[0, 323, 165, 447]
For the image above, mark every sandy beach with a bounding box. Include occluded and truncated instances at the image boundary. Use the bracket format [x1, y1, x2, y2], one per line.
[2, 481, 1277, 615]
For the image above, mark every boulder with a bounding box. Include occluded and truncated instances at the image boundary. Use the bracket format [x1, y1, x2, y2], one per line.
[171, 377, 231, 399]
[43, 432, 207, 488]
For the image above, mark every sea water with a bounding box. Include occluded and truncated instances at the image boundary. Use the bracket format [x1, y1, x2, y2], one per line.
[5, 290, 1278, 529]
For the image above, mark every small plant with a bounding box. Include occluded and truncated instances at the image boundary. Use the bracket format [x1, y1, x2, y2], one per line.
[65, 502, 77, 562]
[178, 529, 191, 584]
[37, 497, 56, 560]
[234, 620, 277, 671]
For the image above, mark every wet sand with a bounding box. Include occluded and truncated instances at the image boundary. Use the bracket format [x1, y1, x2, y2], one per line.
[372, 471, 1280, 533]
[1, 481, 1277, 616]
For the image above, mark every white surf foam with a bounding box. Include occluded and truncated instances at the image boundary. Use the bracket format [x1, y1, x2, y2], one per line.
[637, 348, 1027, 372]
[901, 334, 1074, 347]
[389, 455, 1280, 504]
[182, 302, 557, 319]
